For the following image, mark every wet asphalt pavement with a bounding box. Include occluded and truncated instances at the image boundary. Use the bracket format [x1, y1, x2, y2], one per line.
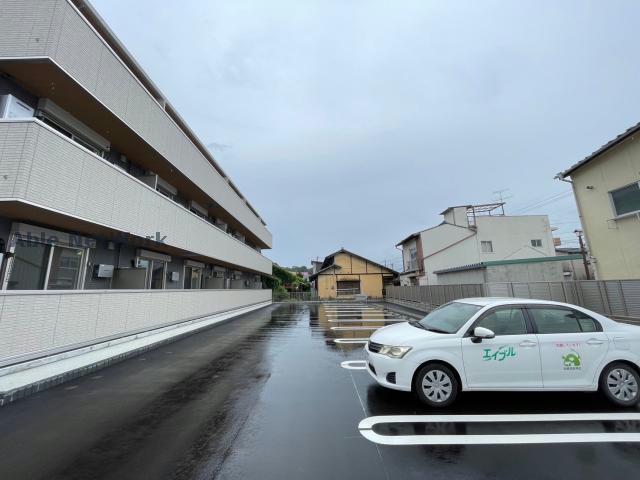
[1, 302, 640, 479]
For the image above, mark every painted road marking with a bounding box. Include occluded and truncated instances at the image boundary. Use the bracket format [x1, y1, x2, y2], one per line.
[328, 319, 406, 323]
[358, 413, 640, 445]
[324, 308, 384, 315]
[333, 338, 369, 344]
[331, 326, 380, 331]
[341, 360, 368, 370]
[326, 314, 397, 318]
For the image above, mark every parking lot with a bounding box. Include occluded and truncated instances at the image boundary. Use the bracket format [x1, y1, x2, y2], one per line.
[1, 301, 640, 479]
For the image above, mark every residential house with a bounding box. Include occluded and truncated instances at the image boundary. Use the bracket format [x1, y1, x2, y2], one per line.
[309, 249, 398, 299]
[559, 122, 640, 279]
[397, 203, 557, 285]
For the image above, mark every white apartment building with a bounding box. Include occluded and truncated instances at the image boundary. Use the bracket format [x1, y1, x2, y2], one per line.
[397, 203, 556, 285]
[0, 0, 272, 367]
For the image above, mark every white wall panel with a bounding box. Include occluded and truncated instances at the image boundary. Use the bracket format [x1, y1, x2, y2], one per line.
[0, 289, 271, 365]
[0, 0, 272, 247]
[0, 120, 272, 274]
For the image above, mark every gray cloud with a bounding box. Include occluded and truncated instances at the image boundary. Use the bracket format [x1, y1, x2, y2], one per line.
[93, 0, 640, 267]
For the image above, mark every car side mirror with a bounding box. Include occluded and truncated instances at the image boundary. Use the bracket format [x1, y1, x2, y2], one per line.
[471, 326, 495, 343]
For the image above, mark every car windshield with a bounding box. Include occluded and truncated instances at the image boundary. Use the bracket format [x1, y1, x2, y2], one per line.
[417, 301, 483, 334]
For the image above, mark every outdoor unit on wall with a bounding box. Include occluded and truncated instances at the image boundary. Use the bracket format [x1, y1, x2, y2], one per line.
[94, 264, 114, 278]
[0, 94, 34, 119]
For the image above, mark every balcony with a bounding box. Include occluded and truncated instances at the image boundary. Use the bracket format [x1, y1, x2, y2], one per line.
[0, 0, 272, 248]
[0, 119, 272, 274]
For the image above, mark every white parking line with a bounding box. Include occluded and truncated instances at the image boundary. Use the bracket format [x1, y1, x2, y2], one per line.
[341, 360, 368, 370]
[358, 413, 640, 445]
[331, 326, 380, 331]
[328, 319, 406, 323]
[333, 338, 369, 344]
[324, 312, 379, 314]
[326, 314, 396, 318]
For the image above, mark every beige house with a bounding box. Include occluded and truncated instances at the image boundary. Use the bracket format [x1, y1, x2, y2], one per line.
[560, 123, 640, 280]
[309, 249, 398, 299]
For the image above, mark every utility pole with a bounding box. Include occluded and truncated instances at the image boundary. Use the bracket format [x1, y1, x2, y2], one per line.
[575, 229, 591, 280]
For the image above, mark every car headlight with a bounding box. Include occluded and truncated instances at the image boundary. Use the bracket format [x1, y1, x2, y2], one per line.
[378, 345, 412, 359]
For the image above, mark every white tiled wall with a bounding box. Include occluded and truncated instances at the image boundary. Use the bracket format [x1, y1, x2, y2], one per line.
[0, 289, 272, 365]
[0, 120, 272, 274]
[0, 0, 272, 247]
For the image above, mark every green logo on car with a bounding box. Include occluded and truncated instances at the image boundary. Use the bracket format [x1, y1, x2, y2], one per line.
[562, 350, 581, 370]
[482, 346, 516, 362]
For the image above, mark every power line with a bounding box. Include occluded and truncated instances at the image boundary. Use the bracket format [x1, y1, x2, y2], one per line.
[512, 191, 574, 214]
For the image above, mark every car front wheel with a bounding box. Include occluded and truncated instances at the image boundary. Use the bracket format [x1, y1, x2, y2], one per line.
[599, 362, 640, 407]
[414, 363, 459, 407]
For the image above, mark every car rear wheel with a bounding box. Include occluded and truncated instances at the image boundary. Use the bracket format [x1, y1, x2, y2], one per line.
[414, 363, 459, 408]
[599, 362, 640, 407]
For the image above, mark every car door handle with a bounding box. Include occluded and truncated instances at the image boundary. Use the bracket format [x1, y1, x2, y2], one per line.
[586, 339, 604, 346]
[519, 340, 537, 347]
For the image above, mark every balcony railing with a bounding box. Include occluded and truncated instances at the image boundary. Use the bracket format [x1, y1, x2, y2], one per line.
[0, 119, 271, 274]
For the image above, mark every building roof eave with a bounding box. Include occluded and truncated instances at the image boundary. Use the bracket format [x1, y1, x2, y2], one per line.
[560, 120, 640, 178]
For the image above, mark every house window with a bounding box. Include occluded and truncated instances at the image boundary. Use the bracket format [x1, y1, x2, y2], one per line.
[610, 182, 640, 217]
[531, 239, 543, 248]
[480, 240, 494, 253]
[6, 239, 86, 290]
[407, 247, 418, 271]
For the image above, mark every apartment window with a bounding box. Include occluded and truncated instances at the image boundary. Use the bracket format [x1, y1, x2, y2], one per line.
[37, 113, 107, 158]
[610, 182, 640, 217]
[184, 267, 203, 289]
[531, 239, 543, 248]
[47, 247, 85, 290]
[6, 239, 86, 290]
[136, 257, 167, 289]
[480, 240, 494, 253]
[156, 183, 175, 200]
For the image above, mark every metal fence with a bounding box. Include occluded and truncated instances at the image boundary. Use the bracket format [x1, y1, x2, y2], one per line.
[273, 291, 319, 302]
[385, 280, 640, 321]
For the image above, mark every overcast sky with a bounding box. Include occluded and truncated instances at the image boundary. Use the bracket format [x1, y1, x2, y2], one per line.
[93, 0, 640, 269]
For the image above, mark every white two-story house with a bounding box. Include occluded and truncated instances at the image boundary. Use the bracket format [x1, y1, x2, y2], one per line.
[397, 203, 557, 285]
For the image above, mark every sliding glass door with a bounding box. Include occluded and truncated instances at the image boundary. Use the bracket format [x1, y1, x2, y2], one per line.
[6, 240, 85, 290]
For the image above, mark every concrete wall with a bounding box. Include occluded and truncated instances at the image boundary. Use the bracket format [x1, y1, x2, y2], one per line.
[421, 231, 479, 285]
[0, 0, 271, 248]
[475, 215, 556, 262]
[484, 262, 564, 283]
[435, 269, 486, 285]
[0, 288, 272, 366]
[0, 120, 272, 274]
[569, 139, 640, 280]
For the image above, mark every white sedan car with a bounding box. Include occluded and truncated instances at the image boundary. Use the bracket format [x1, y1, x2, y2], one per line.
[367, 298, 640, 407]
